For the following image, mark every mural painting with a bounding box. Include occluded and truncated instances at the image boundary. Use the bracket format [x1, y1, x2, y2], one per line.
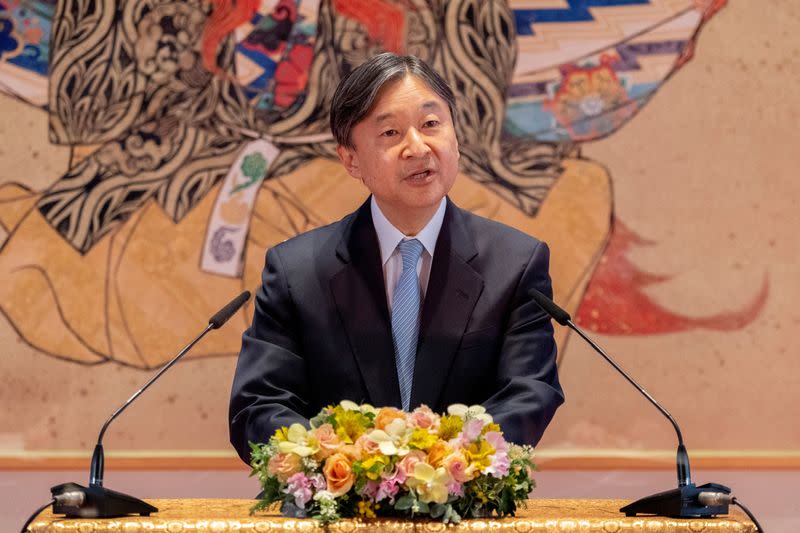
[2, 0, 788, 459]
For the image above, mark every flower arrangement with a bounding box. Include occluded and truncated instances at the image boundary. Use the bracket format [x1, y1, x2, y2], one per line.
[249, 401, 537, 524]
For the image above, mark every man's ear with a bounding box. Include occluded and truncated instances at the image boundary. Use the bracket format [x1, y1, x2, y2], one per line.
[336, 144, 362, 180]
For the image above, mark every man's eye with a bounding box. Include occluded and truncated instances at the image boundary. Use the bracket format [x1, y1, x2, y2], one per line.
[424, 120, 440, 128]
[381, 129, 398, 137]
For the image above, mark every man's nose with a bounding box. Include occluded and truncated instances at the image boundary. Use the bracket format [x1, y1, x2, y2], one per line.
[402, 128, 432, 158]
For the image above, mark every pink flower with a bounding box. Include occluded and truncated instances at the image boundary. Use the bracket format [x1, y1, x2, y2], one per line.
[355, 432, 381, 456]
[286, 473, 313, 509]
[409, 405, 440, 431]
[313, 423, 342, 460]
[310, 473, 326, 491]
[484, 432, 510, 478]
[376, 477, 401, 503]
[396, 450, 426, 479]
[361, 479, 381, 500]
[447, 479, 464, 497]
[267, 452, 302, 482]
[442, 451, 472, 483]
[462, 419, 484, 441]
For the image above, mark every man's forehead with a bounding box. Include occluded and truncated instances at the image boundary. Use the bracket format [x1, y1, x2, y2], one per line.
[360, 75, 444, 116]
[371, 100, 444, 123]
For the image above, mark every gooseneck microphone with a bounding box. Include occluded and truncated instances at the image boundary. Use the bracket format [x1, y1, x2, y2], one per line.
[529, 289, 732, 518]
[50, 291, 251, 519]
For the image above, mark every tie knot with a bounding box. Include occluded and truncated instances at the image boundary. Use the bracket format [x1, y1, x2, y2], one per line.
[398, 238, 424, 270]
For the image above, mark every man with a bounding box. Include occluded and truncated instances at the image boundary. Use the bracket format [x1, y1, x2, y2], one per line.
[229, 53, 563, 463]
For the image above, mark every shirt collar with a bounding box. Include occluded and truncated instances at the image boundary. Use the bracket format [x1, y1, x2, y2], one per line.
[371, 196, 447, 265]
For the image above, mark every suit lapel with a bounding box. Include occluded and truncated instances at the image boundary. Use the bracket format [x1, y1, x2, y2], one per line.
[330, 200, 402, 408]
[412, 200, 484, 409]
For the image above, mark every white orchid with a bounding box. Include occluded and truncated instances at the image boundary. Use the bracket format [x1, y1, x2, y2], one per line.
[447, 403, 494, 425]
[407, 463, 451, 504]
[277, 423, 319, 457]
[368, 417, 411, 456]
[339, 399, 377, 416]
[339, 400, 360, 411]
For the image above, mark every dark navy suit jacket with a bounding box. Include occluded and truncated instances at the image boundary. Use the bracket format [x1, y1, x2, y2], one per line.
[229, 197, 564, 463]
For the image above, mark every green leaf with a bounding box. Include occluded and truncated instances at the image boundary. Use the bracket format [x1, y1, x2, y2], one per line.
[394, 494, 415, 511]
[430, 503, 446, 518]
[444, 505, 462, 524]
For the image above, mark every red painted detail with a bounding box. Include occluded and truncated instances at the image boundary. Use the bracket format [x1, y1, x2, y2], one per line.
[695, 0, 728, 21]
[201, 0, 262, 76]
[575, 218, 768, 335]
[333, 0, 406, 54]
[544, 55, 637, 142]
[273, 43, 314, 108]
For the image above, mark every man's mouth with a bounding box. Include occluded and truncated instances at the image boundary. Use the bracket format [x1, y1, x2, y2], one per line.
[406, 169, 434, 181]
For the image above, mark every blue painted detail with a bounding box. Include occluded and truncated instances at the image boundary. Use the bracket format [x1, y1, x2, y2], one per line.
[503, 85, 658, 141]
[615, 40, 686, 71]
[234, 44, 278, 90]
[9, 44, 48, 75]
[0, 15, 22, 60]
[514, 0, 651, 36]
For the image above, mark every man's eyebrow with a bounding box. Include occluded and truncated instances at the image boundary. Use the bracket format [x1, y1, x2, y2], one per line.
[421, 100, 444, 112]
[372, 101, 445, 123]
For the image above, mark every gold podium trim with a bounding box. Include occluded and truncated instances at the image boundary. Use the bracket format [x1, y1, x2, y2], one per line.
[29, 498, 757, 532]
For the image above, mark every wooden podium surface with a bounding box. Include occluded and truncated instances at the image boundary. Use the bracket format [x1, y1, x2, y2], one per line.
[29, 498, 757, 532]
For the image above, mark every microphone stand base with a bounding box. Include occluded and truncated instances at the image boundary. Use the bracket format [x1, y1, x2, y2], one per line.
[620, 482, 731, 518]
[51, 482, 158, 518]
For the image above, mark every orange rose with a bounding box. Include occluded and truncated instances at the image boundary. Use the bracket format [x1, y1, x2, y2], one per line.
[323, 453, 355, 496]
[339, 444, 362, 462]
[427, 441, 451, 468]
[267, 452, 302, 482]
[374, 407, 406, 430]
[313, 423, 342, 460]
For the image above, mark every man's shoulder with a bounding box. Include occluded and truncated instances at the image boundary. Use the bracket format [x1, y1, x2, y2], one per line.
[454, 203, 544, 251]
[268, 210, 355, 261]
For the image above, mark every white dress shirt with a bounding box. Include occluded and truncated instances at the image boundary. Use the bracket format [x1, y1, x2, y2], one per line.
[370, 196, 447, 310]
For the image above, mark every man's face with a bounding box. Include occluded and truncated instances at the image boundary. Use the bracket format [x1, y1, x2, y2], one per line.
[337, 75, 460, 233]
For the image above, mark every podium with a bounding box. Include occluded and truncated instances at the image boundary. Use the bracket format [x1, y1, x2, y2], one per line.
[28, 498, 757, 532]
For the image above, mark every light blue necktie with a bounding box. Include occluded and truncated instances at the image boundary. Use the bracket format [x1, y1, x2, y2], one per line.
[391, 238, 424, 412]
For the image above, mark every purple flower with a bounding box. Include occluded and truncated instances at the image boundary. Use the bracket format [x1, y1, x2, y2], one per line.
[310, 473, 326, 491]
[376, 477, 401, 503]
[447, 479, 464, 497]
[286, 472, 313, 509]
[361, 479, 381, 500]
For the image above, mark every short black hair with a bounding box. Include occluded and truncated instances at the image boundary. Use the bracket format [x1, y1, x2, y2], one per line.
[330, 53, 457, 148]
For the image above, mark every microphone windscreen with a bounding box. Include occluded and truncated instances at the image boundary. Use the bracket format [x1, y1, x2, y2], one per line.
[529, 289, 572, 326]
[209, 291, 251, 329]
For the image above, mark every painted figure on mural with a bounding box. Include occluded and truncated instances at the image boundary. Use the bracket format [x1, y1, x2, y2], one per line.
[0, 0, 758, 374]
[228, 53, 565, 458]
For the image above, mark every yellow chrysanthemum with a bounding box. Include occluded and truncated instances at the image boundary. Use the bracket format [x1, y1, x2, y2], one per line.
[334, 409, 368, 444]
[360, 455, 389, 480]
[465, 439, 495, 470]
[408, 428, 438, 451]
[437, 415, 463, 441]
[481, 423, 501, 435]
[272, 427, 289, 442]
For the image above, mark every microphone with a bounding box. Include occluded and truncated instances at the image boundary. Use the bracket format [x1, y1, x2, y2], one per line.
[529, 289, 732, 518]
[50, 291, 251, 518]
